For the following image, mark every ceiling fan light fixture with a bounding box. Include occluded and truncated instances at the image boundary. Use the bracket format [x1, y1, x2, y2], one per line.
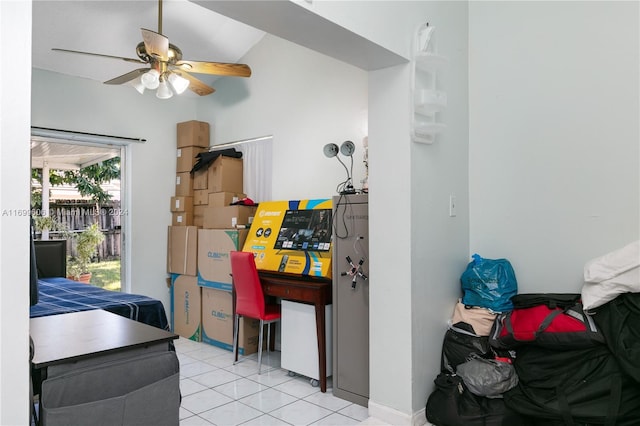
[52, 0, 252, 100]
[156, 80, 173, 99]
[141, 69, 160, 90]
[131, 76, 146, 94]
[168, 73, 190, 95]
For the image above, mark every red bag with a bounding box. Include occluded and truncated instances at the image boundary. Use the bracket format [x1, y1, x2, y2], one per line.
[489, 294, 605, 350]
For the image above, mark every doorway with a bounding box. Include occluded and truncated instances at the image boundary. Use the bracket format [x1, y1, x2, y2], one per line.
[30, 138, 126, 291]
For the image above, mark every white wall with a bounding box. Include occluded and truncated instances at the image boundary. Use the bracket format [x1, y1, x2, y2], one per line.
[197, 33, 368, 201]
[0, 1, 32, 424]
[31, 69, 199, 309]
[469, 1, 640, 293]
[409, 2, 469, 416]
[365, 2, 469, 420]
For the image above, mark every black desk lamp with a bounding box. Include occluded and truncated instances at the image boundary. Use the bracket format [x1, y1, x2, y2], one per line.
[323, 141, 356, 195]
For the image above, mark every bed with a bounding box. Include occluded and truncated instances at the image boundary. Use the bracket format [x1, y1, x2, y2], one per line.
[30, 277, 169, 331]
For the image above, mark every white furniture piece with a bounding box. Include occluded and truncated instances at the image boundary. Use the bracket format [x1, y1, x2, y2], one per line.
[281, 300, 332, 386]
[411, 23, 447, 144]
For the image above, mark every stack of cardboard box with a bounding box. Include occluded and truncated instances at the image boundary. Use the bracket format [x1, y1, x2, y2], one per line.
[168, 121, 208, 342]
[171, 120, 209, 226]
[167, 120, 262, 355]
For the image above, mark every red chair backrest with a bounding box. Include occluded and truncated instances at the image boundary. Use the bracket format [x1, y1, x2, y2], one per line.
[230, 251, 265, 319]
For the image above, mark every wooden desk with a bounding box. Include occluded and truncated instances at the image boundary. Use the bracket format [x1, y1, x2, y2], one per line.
[31, 309, 178, 370]
[258, 271, 332, 392]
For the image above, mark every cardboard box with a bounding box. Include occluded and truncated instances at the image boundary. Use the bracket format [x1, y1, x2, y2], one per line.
[208, 156, 243, 193]
[193, 169, 208, 190]
[175, 172, 194, 197]
[172, 211, 193, 226]
[194, 205, 206, 228]
[193, 189, 210, 206]
[170, 196, 193, 212]
[203, 205, 257, 229]
[200, 288, 263, 355]
[197, 229, 249, 290]
[208, 191, 246, 207]
[170, 274, 202, 341]
[177, 120, 210, 148]
[177, 146, 206, 173]
[167, 226, 198, 275]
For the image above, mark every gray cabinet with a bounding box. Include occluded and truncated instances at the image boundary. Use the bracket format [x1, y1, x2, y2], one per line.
[332, 194, 369, 406]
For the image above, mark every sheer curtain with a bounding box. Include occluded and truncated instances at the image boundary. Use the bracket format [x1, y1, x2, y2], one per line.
[215, 136, 273, 202]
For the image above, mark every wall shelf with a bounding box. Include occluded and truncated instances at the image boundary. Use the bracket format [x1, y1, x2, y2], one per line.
[411, 24, 447, 144]
[414, 89, 447, 115]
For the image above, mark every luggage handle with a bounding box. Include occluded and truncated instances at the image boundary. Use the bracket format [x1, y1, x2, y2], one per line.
[536, 309, 565, 334]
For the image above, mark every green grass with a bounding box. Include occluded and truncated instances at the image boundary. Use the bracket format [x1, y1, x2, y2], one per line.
[87, 259, 121, 291]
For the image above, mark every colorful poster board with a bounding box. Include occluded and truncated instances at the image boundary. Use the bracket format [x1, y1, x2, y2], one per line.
[242, 199, 333, 278]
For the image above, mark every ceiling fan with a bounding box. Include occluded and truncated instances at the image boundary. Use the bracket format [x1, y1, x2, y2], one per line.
[52, 0, 251, 99]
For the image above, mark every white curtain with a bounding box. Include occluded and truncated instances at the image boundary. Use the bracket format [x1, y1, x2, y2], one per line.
[219, 136, 273, 202]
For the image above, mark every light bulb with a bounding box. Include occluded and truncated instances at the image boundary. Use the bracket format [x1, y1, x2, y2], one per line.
[141, 69, 160, 90]
[168, 73, 190, 94]
[131, 76, 145, 94]
[156, 80, 173, 99]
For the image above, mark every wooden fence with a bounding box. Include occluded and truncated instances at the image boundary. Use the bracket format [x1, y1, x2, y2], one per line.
[41, 201, 122, 260]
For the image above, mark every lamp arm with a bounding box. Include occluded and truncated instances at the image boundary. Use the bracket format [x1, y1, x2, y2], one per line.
[349, 155, 354, 185]
[335, 155, 352, 184]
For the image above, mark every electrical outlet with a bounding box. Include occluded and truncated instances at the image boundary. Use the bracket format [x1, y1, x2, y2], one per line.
[449, 195, 457, 217]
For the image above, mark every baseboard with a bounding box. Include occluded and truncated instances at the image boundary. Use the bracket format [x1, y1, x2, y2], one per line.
[412, 407, 428, 426]
[367, 400, 429, 426]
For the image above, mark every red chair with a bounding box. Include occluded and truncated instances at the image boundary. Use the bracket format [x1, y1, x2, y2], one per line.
[230, 251, 281, 374]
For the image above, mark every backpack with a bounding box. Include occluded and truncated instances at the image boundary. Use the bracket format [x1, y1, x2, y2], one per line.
[504, 344, 640, 425]
[441, 322, 493, 374]
[489, 293, 605, 350]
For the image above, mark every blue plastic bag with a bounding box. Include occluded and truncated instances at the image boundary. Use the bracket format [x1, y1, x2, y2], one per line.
[460, 254, 518, 313]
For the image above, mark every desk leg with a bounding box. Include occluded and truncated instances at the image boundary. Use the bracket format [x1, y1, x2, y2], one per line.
[269, 323, 276, 351]
[315, 302, 327, 393]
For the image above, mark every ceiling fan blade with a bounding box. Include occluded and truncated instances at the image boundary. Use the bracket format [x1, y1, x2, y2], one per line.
[175, 71, 216, 96]
[141, 28, 169, 61]
[175, 61, 252, 78]
[104, 68, 149, 85]
[52, 48, 146, 64]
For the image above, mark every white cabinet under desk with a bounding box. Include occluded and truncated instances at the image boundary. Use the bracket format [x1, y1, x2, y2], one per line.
[280, 300, 332, 386]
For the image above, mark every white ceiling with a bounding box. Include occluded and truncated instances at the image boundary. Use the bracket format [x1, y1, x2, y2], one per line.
[32, 0, 266, 91]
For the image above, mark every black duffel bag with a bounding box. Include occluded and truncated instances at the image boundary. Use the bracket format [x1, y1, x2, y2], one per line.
[426, 373, 527, 426]
[591, 292, 640, 383]
[504, 344, 640, 425]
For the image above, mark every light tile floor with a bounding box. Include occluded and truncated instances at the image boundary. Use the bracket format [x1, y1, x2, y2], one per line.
[175, 338, 373, 426]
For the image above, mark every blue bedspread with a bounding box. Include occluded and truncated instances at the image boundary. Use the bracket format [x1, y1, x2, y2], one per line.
[30, 277, 169, 330]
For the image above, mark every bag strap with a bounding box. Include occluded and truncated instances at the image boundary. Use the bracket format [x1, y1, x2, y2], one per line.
[556, 385, 575, 426]
[605, 373, 622, 426]
[536, 308, 565, 334]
